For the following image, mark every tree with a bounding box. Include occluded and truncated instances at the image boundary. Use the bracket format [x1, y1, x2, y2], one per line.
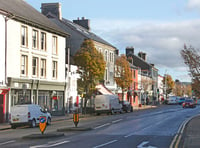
[114, 54, 132, 101]
[74, 39, 106, 112]
[180, 45, 200, 97]
[163, 74, 175, 96]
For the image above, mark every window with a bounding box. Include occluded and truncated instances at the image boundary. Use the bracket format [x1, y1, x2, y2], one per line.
[21, 26, 28, 47]
[40, 59, 46, 78]
[32, 30, 38, 49]
[41, 32, 46, 51]
[52, 36, 57, 55]
[52, 61, 57, 78]
[105, 50, 108, 61]
[21, 55, 28, 75]
[110, 52, 112, 62]
[32, 57, 38, 76]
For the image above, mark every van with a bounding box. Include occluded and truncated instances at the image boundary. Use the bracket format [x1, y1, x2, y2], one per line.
[94, 94, 122, 115]
[167, 96, 178, 104]
[10, 104, 51, 129]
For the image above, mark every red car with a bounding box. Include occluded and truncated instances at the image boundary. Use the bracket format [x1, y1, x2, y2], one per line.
[182, 99, 196, 108]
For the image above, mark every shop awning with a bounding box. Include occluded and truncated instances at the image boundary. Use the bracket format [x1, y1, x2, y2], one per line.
[95, 84, 113, 95]
[0, 88, 10, 95]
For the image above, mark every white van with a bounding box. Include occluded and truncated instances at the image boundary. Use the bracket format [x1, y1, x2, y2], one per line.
[94, 95, 122, 115]
[167, 96, 178, 104]
[10, 104, 51, 129]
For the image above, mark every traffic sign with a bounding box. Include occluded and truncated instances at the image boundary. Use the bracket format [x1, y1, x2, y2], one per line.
[39, 116, 47, 134]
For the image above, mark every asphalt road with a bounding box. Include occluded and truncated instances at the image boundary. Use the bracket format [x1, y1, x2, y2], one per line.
[0, 104, 200, 148]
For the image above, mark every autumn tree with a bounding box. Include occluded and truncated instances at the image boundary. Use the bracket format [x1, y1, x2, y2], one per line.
[114, 54, 132, 101]
[74, 39, 106, 112]
[163, 74, 175, 96]
[180, 45, 200, 97]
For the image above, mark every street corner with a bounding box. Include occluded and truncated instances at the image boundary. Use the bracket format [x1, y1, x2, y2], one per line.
[57, 127, 93, 132]
[22, 132, 64, 139]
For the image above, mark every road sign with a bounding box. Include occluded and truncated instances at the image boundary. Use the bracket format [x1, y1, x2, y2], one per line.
[39, 116, 47, 134]
[73, 113, 79, 127]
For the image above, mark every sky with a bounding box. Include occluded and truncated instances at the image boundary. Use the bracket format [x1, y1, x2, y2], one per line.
[26, 0, 200, 82]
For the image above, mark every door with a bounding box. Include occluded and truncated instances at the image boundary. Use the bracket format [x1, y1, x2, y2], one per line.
[0, 95, 4, 123]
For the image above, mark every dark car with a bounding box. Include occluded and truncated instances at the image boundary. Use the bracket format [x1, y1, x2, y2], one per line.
[182, 99, 196, 108]
[178, 97, 186, 105]
[120, 101, 133, 113]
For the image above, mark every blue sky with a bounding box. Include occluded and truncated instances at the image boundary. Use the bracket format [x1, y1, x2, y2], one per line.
[26, 0, 200, 82]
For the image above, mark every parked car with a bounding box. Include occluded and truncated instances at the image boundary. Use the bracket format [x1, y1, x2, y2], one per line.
[10, 104, 51, 129]
[178, 97, 186, 105]
[119, 101, 133, 113]
[182, 99, 196, 108]
[167, 96, 178, 104]
[94, 94, 122, 115]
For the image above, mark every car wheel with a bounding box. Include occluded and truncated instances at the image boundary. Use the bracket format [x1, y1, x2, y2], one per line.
[47, 117, 51, 125]
[11, 124, 16, 129]
[30, 119, 36, 128]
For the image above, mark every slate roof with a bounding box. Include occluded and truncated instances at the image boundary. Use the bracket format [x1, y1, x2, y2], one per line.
[61, 18, 116, 48]
[0, 0, 69, 37]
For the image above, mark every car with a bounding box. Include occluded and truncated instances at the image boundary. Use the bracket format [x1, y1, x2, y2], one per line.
[119, 101, 133, 113]
[178, 97, 186, 105]
[182, 99, 196, 108]
[10, 104, 51, 129]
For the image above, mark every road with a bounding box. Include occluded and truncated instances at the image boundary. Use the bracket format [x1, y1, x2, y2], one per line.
[0, 104, 199, 148]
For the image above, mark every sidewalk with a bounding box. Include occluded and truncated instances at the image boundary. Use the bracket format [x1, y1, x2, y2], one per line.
[0, 105, 158, 130]
[176, 114, 200, 148]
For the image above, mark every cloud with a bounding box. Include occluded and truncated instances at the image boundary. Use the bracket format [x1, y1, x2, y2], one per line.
[187, 0, 200, 10]
[90, 18, 200, 82]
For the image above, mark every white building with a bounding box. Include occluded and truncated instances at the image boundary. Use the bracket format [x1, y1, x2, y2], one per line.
[0, 0, 69, 122]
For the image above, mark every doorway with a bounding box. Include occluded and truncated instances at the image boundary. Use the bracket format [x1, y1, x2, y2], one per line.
[0, 95, 4, 123]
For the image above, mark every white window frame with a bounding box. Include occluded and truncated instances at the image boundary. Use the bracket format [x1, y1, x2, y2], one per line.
[52, 61, 57, 79]
[41, 32, 46, 51]
[21, 55, 28, 76]
[32, 29, 38, 49]
[40, 59, 46, 78]
[21, 26, 28, 47]
[32, 57, 38, 76]
[52, 36, 57, 55]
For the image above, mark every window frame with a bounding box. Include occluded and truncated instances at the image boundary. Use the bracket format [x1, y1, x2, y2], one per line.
[21, 26, 28, 47]
[40, 59, 46, 78]
[21, 55, 28, 76]
[32, 29, 38, 49]
[52, 36, 58, 55]
[32, 57, 38, 77]
[41, 32, 46, 51]
[52, 61, 57, 79]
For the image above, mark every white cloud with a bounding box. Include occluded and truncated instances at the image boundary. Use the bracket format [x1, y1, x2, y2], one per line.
[187, 0, 200, 10]
[90, 18, 200, 82]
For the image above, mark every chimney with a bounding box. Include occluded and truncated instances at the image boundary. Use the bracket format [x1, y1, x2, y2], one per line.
[73, 17, 90, 30]
[115, 49, 119, 56]
[138, 52, 147, 61]
[41, 3, 62, 20]
[126, 47, 134, 56]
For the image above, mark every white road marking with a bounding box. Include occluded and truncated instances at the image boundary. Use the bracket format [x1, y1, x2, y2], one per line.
[30, 141, 70, 148]
[93, 140, 118, 148]
[94, 123, 110, 129]
[0, 140, 16, 146]
[137, 141, 149, 148]
[112, 119, 122, 123]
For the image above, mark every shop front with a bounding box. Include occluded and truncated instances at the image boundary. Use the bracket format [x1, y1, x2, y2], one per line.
[0, 88, 10, 123]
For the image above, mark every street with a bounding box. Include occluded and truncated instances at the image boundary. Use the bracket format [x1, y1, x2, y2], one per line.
[0, 105, 199, 148]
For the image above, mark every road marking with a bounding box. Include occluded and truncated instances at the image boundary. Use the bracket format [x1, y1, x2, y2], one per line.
[94, 123, 110, 129]
[93, 140, 118, 148]
[137, 141, 157, 148]
[30, 141, 70, 148]
[0, 140, 16, 146]
[112, 119, 122, 123]
[124, 133, 134, 138]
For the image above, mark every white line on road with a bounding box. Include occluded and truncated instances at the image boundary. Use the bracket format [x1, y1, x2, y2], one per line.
[30, 141, 70, 148]
[112, 119, 122, 123]
[94, 123, 110, 129]
[93, 140, 118, 148]
[0, 140, 16, 146]
[137, 141, 149, 148]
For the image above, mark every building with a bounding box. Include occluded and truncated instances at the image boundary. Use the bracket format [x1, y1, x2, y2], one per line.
[0, 0, 69, 122]
[126, 47, 159, 104]
[41, 3, 117, 106]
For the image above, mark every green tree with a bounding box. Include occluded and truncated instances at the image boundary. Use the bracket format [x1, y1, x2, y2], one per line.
[114, 54, 132, 101]
[74, 39, 106, 113]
